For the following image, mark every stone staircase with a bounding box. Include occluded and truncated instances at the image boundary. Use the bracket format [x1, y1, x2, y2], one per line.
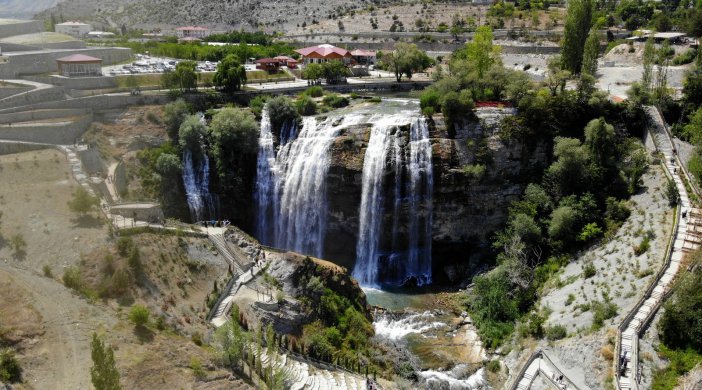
[251, 347, 367, 390]
[614, 107, 702, 390]
[509, 350, 581, 390]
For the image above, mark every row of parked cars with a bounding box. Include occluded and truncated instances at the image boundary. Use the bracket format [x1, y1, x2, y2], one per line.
[108, 59, 220, 76]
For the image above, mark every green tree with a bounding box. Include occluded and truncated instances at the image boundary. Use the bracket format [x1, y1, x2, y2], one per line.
[654, 39, 672, 101]
[213, 54, 247, 92]
[561, 0, 594, 73]
[465, 26, 502, 78]
[163, 99, 190, 142]
[67, 186, 99, 216]
[385, 42, 433, 82]
[90, 333, 121, 390]
[320, 60, 351, 84]
[659, 265, 702, 350]
[683, 107, 702, 145]
[209, 108, 260, 196]
[581, 29, 600, 76]
[642, 36, 656, 93]
[162, 61, 198, 93]
[154, 153, 182, 179]
[584, 117, 616, 167]
[128, 305, 150, 328]
[302, 63, 324, 81]
[178, 115, 207, 153]
[266, 96, 300, 132]
[214, 305, 247, 371]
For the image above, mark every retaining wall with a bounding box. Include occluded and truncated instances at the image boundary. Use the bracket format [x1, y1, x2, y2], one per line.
[0, 108, 87, 124]
[0, 141, 50, 155]
[50, 75, 117, 90]
[0, 93, 171, 114]
[288, 40, 561, 54]
[0, 20, 43, 40]
[0, 86, 65, 110]
[0, 114, 92, 144]
[0, 85, 32, 100]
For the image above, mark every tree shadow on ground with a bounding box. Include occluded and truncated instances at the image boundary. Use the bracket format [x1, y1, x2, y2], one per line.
[70, 214, 103, 229]
[133, 325, 155, 343]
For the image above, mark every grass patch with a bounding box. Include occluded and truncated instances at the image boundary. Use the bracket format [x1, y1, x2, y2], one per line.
[653, 345, 702, 390]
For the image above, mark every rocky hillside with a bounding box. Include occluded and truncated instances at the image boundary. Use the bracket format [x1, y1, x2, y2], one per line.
[32, 0, 391, 32]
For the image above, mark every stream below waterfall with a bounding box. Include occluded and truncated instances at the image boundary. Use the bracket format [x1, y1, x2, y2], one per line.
[366, 289, 489, 389]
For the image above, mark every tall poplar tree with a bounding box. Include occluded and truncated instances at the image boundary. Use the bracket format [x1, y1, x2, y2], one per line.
[561, 0, 594, 74]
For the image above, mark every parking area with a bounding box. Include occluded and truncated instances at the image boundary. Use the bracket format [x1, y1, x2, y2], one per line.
[102, 55, 221, 76]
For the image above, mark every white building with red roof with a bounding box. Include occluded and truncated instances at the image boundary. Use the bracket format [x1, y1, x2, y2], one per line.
[294, 44, 351, 65]
[175, 26, 209, 39]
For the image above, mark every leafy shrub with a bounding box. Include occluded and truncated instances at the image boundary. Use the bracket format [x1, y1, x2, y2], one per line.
[634, 234, 651, 256]
[63, 267, 85, 292]
[303, 85, 324, 97]
[322, 94, 349, 108]
[591, 300, 617, 330]
[545, 325, 567, 341]
[369, 97, 382, 103]
[519, 312, 545, 339]
[0, 348, 21, 383]
[42, 264, 52, 278]
[578, 222, 603, 242]
[583, 263, 597, 279]
[116, 237, 134, 257]
[659, 267, 702, 350]
[128, 305, 150, 327]
[249, 95, 269, 118]
[461, 164, 486, 182]
[190, 357, 206, 379]
[486, 359, 501, 373]
[296, 95, 318, 116]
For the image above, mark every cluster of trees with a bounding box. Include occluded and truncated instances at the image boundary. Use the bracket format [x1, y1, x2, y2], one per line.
[295, 258, 377, 371]
[116, 40, 294, 63]
[378, 43, 434, 82]
[204, 30, 276, 45]
[659, 253, 702, 352]
[301, 61, 351, 84]
[137, 99, 260, 222]
[161, 55, 246, 95]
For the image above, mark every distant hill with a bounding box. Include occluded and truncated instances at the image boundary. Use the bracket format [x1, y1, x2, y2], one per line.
[0, 0, 57, 19]
[30, 0, 385, 34]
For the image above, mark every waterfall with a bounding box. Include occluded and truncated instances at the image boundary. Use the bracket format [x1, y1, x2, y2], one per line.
[274, 116, 338, 257]
[182, 148, 216, 222]
[353, 113, 433, 287]
[406, 117, 433, 286]
[255, 109, 276, 241]
[255, 107, 362, 257]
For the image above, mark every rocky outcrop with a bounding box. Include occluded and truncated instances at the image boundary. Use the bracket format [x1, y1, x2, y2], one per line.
[324, 108, 548, 283]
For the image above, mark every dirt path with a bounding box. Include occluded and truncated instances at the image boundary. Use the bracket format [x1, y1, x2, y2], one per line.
[0, 262, 116, 389]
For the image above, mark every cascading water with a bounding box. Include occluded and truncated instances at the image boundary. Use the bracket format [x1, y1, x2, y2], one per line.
[255, 109, 276, 241]
[182, 148, 216, 222]
[256, 107, 362, 257]
[256, 100, 433, 286]
[353, 112, 434, 287]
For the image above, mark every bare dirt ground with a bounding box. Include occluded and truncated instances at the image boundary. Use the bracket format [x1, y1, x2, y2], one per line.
[0, 147, 249, 389]
[0, 148, 107, 274]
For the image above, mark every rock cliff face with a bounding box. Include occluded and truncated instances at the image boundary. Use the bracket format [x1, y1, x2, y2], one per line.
[324, 108, 548, 283]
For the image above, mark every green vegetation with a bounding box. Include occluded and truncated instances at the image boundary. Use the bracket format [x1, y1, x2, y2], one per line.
[303, 85, 324, 98]
[296, 95, 317, 116]
[128, 305, 150, 328]
[161, 61, 198, 94]
[0, 348, 21, 383]
[380, 42, 433, 82]
[213, 54, 247, 92]
[114, 40, 294, 63]
[652, 345, 702, 390]
[545, 325, 567, 340]
[90, 333, 121, 390]
[560, 0, 593, 74]
[322, 94, 349, 108]
[68, 186, 99, 216]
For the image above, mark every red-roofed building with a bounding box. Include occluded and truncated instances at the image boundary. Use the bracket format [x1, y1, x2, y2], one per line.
[274, 56, 299, 69]
[295, 44, 351, 65]
[256, 58, 281, 72]
[350, 49, 376, 65]
[56, 54, 103, 77]
[175, 26, 210, 39]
